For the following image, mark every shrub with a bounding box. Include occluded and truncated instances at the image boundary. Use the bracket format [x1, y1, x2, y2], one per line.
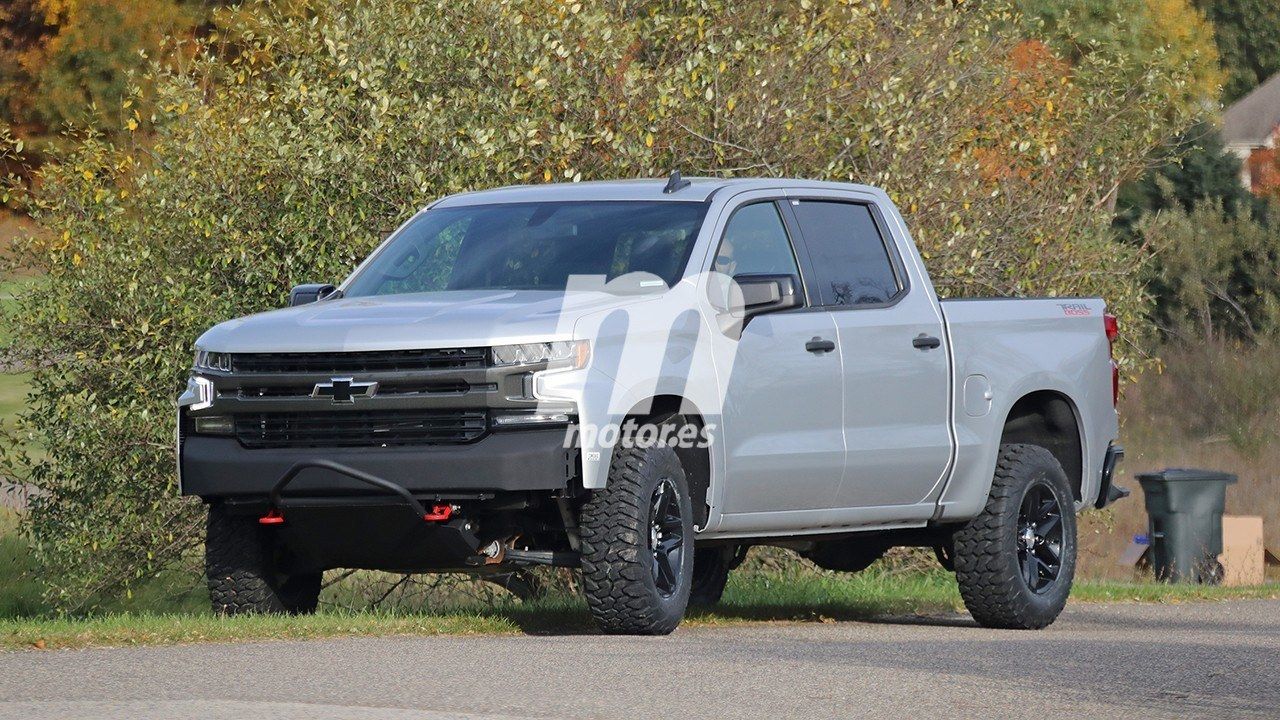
[1138, 197, 1280, 342]
[2, 0, 1203, 609]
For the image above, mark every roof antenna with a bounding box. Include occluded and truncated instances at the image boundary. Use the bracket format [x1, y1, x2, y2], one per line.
[662, 170, 691, 194]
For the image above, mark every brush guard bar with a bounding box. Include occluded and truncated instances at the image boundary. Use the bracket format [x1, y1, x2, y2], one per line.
[263, 459, 454, 525]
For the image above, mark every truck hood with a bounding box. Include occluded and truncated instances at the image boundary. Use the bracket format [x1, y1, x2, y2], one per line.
[195, 289, 657, 353]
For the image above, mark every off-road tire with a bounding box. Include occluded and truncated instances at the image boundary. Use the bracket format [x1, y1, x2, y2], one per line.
[802, 539, 887, 573]
[688, 544, 736, 607]
[205, 505, 322, 615]
[579, 443, 694, 635]
[953, 443, 1077, 630]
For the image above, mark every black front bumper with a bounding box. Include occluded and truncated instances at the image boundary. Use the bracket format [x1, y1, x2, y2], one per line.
[180, 428, 577, 498]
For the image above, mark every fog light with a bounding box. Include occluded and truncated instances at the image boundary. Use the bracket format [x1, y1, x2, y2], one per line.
[492, 408, 574, 426]
[194, 415, 235, 435]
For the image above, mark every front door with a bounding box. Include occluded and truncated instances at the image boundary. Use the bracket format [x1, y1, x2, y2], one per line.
[711, 200, 845, 517]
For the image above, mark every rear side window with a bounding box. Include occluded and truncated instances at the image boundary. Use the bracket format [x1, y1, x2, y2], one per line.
[791, 201, 902, 307]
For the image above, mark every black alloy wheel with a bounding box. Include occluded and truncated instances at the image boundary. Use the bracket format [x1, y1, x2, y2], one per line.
[1017, 482, 1064, 594]
[649, 478, 686, 598]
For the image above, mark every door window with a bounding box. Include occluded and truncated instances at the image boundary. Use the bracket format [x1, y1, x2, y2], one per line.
[713, 202, 802, 280]
[791, 201, 902, 307]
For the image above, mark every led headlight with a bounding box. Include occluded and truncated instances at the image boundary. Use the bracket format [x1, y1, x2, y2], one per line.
[193, 349, 232, 373]
[491, 340, 589, 369]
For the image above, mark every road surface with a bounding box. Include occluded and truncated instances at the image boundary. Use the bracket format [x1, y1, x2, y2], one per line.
[2, 599, 1276, 720]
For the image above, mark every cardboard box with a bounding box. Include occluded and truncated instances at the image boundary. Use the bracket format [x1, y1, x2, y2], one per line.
[1219, 516, 1265, 587]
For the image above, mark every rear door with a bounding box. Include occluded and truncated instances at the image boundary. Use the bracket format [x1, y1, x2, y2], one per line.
[783, 193, 952, 508]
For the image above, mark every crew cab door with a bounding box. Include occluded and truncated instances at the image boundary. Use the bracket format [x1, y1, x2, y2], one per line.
[783, 193, 953, 509]
[709, 196, 845, 520]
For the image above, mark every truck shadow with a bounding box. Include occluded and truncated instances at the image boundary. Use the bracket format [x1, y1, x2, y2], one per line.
[461, 599, 975, 635]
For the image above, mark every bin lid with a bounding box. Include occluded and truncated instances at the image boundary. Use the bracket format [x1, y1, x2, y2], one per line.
[1135, 468, 1238, 484]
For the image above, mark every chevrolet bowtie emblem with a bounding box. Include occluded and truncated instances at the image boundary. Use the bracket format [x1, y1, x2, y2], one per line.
[311, 377, 379, 404]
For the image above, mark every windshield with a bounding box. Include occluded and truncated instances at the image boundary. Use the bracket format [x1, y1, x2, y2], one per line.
[343, 201, 709, 297]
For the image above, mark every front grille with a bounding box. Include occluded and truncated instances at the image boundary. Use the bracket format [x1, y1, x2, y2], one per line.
[231, 348, 487, 374]
[234, 410, 488, 449]
[224, 380, 485, 399]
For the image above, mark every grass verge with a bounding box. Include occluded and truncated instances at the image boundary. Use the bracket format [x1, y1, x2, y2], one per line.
[5, 569, 1277, 652]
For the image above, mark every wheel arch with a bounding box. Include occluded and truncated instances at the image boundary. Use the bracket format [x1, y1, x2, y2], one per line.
[1000, 390, 1085, 502]
[622, 394, 712, 529]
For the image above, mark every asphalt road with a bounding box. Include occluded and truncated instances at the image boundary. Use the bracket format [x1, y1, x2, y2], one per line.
[2, 600, 1277, 720]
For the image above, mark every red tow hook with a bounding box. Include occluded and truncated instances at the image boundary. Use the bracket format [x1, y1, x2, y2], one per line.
[423, 504, 455, 522]
[258, 509, 285, 526]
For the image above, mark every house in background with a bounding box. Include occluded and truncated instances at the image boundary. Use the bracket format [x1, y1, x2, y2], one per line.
[1223, 73, 1280, 194]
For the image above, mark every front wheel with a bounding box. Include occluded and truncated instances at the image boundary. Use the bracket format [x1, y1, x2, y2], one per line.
[579, 443, 694, 635]
[205, 505, 322, 615]
[952, 443, 1077, 630]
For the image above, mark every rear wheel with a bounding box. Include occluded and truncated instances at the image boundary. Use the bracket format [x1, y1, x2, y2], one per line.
[952, 443, 1077, 630]
[205, 505, 322, 615]
[579, 443, 694, 635]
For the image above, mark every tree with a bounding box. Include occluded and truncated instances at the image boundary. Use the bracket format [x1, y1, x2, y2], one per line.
[0, 0, 211, 166]
[1194, 0, 1280, 102]
[1115, 121, 1263, 234]
[2, 0, 1209, 609]
[1017, 0, 1222, 110]
[1139, 197, 1280, 341]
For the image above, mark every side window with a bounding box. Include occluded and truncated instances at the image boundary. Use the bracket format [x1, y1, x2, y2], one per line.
[713, 202, 802, 280]
[791, 201, 902, 307]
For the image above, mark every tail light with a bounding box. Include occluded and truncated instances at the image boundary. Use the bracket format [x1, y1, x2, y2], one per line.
[1104, 313, 1119, 407]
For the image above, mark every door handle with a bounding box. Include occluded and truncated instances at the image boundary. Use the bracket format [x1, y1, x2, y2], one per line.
[806, 337, 836, 354]
[912, 334, 942, 350]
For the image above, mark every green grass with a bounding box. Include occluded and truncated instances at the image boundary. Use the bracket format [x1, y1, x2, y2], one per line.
[0, 510, 43, 620]
[0, 275, 36, 348]
[3, 565, 1277, 652]
[0, 370, 30, 422]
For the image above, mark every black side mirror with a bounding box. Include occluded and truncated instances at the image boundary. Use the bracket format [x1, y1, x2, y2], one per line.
[289, 283, 339, 307]
[735, 274, 801, 322]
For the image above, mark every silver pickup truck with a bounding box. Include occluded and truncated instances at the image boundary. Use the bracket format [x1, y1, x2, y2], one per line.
[179, 176, 1124, 634]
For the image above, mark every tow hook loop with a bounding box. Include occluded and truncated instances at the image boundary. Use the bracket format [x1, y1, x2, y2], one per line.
[258, 509, 285, 526]
[423, 504, 454, 522]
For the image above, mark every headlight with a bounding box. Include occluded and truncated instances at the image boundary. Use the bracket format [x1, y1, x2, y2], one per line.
[193, 349, 232, 373]
[491, 340, 589, 369]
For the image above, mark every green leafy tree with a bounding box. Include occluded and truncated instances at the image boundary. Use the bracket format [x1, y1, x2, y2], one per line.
[1115, 121, 1263, 234]
[1, 0, 1210, 609]
[1017, 0, 1222, 110]
[1194, 0, 1280, 102]
[1139, 196, 1280, 342]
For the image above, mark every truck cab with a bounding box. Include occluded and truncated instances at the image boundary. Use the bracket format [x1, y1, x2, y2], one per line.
[181, 177, 1123, 633]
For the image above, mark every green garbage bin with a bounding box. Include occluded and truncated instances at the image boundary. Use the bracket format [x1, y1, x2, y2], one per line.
[1136, 468, 1237, 584]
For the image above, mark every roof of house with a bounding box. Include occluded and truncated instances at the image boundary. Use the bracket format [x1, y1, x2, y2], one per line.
[1223, 72, 1280, 147]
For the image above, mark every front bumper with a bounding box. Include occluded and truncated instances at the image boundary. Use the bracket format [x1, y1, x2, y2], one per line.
[180, 428, 578, 498]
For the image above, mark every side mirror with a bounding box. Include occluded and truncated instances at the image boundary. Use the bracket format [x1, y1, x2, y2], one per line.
[735, 274, 801, 322]
[711, 273, 801, 339]
[289, 283, 339, 307]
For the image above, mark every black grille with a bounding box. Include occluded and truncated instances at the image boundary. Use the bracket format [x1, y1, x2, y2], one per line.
[224, 380, 482, 399]
[234, 410, 488, 449]
[231, 348, 487, 374]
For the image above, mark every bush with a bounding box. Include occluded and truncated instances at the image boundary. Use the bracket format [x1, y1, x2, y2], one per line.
[1138, 197, 1280, 342]
[1, 0, 1203, 610]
